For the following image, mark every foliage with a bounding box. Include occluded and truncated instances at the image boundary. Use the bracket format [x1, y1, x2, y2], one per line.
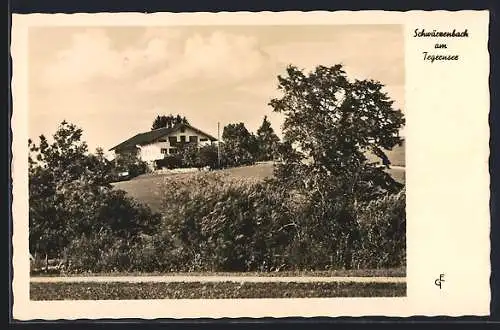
[28, 121, 160, 267]
[160, 174, 295, 271]
[151, 114, 189, 130]
[114, 148, 148, 178]
[155, 154, 183, 169]
[267, 64, 405, 268]
[269, 64, 405, 199]
[155, 144, 222, 170]
[30, 64, 407, 274]
[353, 189, 406, 268]
[256, 116, 280, 161]
[46, 170, 405, 273]
[159, 175, 280, 271]
[153, 173, 405, 272]
[222, 123, 259, 167]
[198, 144, 220, 169]
[179, 143, 201, 168]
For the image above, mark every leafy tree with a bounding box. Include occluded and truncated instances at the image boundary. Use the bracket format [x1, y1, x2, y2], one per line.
[28, 121, 159, 270]
[256, 115, 280, 161]
[28, 121, 95, 266]
[151, 114, 189, 130]
[269, 64, 405, 268]
[198, 144, 219, 169]
[222, 123, 258, 166]
[269, 64, 404, 201]
[114, 148, 148, 177]
[85, 148, 115, 186]
[179, 143, 200, 168]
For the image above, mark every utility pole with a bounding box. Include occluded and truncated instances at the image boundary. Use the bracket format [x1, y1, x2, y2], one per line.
[217, 122, 221, 168]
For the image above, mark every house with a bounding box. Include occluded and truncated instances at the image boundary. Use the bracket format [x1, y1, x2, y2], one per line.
[109, 122, 218, 169]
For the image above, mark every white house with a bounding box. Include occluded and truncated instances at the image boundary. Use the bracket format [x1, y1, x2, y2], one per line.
[109, 122, 218, 168]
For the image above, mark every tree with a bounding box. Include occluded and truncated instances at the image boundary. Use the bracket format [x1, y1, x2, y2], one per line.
[222, 123, 258, 166]
[256, 115, 280, 161]
[151, 114, 189, 130]
[179, 143, 200, 168]
[268, 64, 405, 268]
[114, 148, 148, 178]
[269, 64, 404, 200]
[28, 121, 160, 270]
[198, 144, 219, 169]
[85, 148, 115, 187]
[28, 121, 95, 267]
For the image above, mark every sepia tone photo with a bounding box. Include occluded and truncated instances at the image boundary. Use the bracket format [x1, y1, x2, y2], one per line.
[26, 24, 406, 300]
[12, 10, 491, 319]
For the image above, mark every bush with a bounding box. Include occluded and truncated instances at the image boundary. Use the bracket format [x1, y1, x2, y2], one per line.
[55, 171, 405, 274]
[198, 144, 219, 169]
[156, 154, 183, 169]
[353, 189, 406, 268]
[65, 232, 128, 273]
[155, 173, 405, 272]
[159, 174, 295, 271]
[30, 175, 162, 273]
[128, 160, 149, 177]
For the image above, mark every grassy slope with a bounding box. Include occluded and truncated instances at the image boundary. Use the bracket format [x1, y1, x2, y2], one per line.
[31, 281, 406, 300]
[112, 163, 275, 212]
[113, 151, 405, 214]
[365, 142, 406, 167]
[385, 144, 406, 167]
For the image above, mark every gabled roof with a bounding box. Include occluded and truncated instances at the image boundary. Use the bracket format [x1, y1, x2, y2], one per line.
[109, 123, 217, 151]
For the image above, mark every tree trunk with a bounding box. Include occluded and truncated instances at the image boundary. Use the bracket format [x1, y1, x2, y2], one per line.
[45, 253, 49, 272]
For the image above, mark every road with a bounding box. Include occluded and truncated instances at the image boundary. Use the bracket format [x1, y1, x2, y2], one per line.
[31, 275, 406, 284]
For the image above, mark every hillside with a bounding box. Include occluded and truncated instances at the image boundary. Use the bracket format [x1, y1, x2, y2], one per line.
[366, 141, 405, 167]
[113, 160, 405, 213]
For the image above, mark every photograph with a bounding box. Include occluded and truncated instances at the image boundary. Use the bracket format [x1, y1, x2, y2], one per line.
[11, 10, 490, 319]
[26, 24, 406, 300]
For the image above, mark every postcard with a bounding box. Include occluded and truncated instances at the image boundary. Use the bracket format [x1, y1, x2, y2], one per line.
[10, 10, 490, 319]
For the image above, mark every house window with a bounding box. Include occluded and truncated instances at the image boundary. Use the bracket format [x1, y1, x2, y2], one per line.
[158, 138, 167, 142]
[168, 136, 177, 145]
[169, 148, 177, 154]
[189, 136, 198, 143]
[161, 148, 168, 154]
[180, 127, 186, 133]
[200, 138, 208, 142]
[180, 135, 186, 143]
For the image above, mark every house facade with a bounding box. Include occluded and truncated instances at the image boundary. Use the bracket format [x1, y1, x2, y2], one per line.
[109, 123, 217, 168]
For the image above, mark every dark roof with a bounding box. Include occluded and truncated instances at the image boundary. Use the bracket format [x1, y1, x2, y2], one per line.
[109, 123, 217, 151]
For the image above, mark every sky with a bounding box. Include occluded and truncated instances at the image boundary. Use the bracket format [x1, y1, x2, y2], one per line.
[28, 25, 404, 157]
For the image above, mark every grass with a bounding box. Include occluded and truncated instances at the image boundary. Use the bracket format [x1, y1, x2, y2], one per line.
[31, 267, 406, 278]
[30, 281, 406, 300]
[112, 162, 405, 213]
[112, 163, 274, 212]
[365, 143, 405, 167]
[387, 166, 405, 183]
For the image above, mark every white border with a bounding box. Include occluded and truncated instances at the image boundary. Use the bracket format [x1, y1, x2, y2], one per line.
[11, 11, 490, 319]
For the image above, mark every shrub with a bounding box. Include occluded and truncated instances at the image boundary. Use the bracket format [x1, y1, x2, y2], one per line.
[159, 174, 295, 271]
[155, 172, 406, 272]
[128, 160, 149, 177]
[65, 232, 127, 273]
[353, 189, 406, 268]
[198, 144, 219, 169]
[59, 170, 405, 273]
[156, 154, 183, 169]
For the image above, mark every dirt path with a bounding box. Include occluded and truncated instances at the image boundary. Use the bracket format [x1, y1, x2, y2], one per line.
[31, 275, 406, 284]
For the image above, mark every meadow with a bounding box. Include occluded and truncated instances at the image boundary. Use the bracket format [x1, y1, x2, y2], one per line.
[113, 158, 405, 213]
[32, 267, 406, 278]
[31, 281, 406, 300]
